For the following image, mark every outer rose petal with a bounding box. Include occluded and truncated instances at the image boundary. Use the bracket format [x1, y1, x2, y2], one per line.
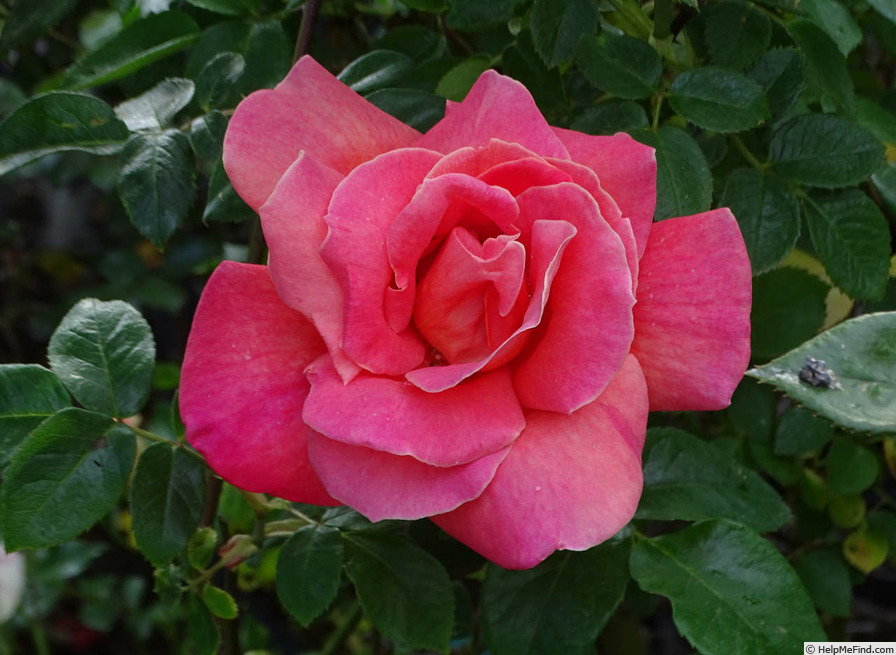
[307, 433, 510, 521]
[551, 128, 656, 259]
[631, 208, 752, 411]
[433, 355, 648, 570]
[180, 262, 337, 505]
[224, 56, 420, 210]
[303, 356, 524, 467]
[417, 71, 569, 159]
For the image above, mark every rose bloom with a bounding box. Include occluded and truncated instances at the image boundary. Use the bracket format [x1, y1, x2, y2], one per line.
[181, 56, 751, 569]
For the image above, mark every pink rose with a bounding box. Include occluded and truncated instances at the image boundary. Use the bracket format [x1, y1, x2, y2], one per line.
[180, 56, 751, 569]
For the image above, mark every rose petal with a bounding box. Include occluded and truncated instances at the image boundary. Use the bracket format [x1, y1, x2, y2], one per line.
[307, 432, 510, 521]
[304, 356, 524, 467]
[512, 184, 635, 414]
[425, 140, 538, 180]
[418, 71, 569, 159]
[180, 262, 337, 505]
[477, 157, 571, 196]
[631, 208, 752, 411]
[433, 355, 648, 570]
[259, 153, 359, 381]
[551, 128, 656, 259]
[224, 56, 421, 210]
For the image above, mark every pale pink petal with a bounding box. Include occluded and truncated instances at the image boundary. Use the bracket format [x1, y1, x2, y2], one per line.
[418, 71, 568, 159]
[259, 153, 359, 381]
[631, 208, 752, 411]
[512, 184, 635, 414]
[224, 56, 421, 210]
[433, 355, 648, 570]
[320, 148, 443, 376]
[307, 432, 510, 521]
[180, 262, 337, 505]
[303, 356, 524, 467]
[551, 128, 656, 258]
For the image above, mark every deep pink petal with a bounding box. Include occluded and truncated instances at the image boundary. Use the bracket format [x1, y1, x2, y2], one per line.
[631, 208, 752, 411]
[259, 153, 359, 381]
[418, 71, 568, 159]
[551, 128, 656, 259]
[477, 157, 571, 196]
[320, 148, 443, 376]
[433, 355, 648, 570]
[307, 432, 510, 521]
[180, 262, 337, 505]
[224, 56, 420, 210]
[303, 356, 524, 467]
[425, 139, 539, 180]
[512, 184, 635, 413]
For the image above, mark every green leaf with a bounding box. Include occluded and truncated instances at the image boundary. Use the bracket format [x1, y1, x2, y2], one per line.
[502, 32, 565, 112]
[637, 428, 790, 532]
[187, 527, 218, 571]
[187, 594, 220, 655]
[202, 158, 254, 223]
[748, 48, 806, 119]
[868, 0, 896, 24]
[827, 439, 880, 495]
[276, 525, 343, 626]
[376, 26, 446, 63]
[803, 189, 891, 300]
[721, 168, 800, 274]
[129, 442, 205, 566]
[435, 55, 492, 101]
[57, 11, 201, 91]
[747, 312, 896, 432]
[117, 129, 196, 248]
[801, 0, 861, 55]
[570, 101, 648, 135]
[1, 408, 136, 551]
[705, 0, 771, 70]
[575, 33, 662, 100]
[337, 50, 415, 96]
[0, 93, 129, 176]
[633, 127, 712, 221]
[792, 547, 852, 616]
[769, 114, 884, 188]
[446, 0, 527, 31]
[530, 0, 598, 67]
[366, 89, 446, 132]
[669, 67, 768, 133]
[195, 52, 245, 110]
[114, 78, 194, 132]
[190, 111, 228, 162]
[872, 161, 896, 215]
[0, 0, 78, 50]
[751, 267, 828, 361]
[630, 520, 826, 654]
[201, 584, 238, 620]
[856, 96, 896, 146]
[774, 405, 834, 456]
[786, 19, 854, 115]
[481, 541, 630, 655]
[0, 364, 70, 466]
[185, 0, 259, 16]
[48, 298, 156, 418]
[343, 533, 453, 652]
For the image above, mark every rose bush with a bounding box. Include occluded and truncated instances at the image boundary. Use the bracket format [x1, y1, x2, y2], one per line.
[180, 56, 752, 569]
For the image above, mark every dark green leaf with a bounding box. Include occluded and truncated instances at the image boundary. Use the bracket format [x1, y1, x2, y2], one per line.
[482, 542, 630, 655]
[868, 0, 896, 24]
[343, 533, 453, 652]
[187, 527, 217, 570]
[856, 96, 896, 146]
[435, 55, 492, 101]
[187, 595, 220, 655]
[338, 50, 415, 96]
[774, 405, 834, 456]
[872, 161, 896, 215]
[190, 111, 228, 162]
[729, 377, 777, 443]
[637, 429, 789, 532]
[401, 0, 449, 10]
[114, 78, 194, 132]
[721, 168, 800, 274]
[748, 48, 805, 119]
[202, 584, 238, 619]
[0, 364, 70, 466]
[446, 0, 527, 31]
[366, 89, 446, 132]
[276, 525, 343, 626]
[0, 79, 27, 118]
[747, 312, 896, 432]
[575, 33, 662, 99]
[801, 0, 861, 55]
[706, 0, 771, 70]
[769, 114, 884, 188]
[530, 0, 598, 67]
[0, 93, 129, 176]
[48, 298, 155, 418]
[867, 509, 896, 560]
[129, 442, 205, 566]
[792, 547, 852, 616]
[570, 101, 648, 135]
[376, 26, 446, 62]
[630, 520, 826, 654]
[786, 19, 854, 115]
[57, 11, 201, 91]
[633, 127, 712, 221]
[1, 408, 136, 550]
[203, 158, 254, 223]
[827, 439, 880, 495]
[117, 129, 196, 248]
[185, 0, 259, 16]
[195, 52, 245, 111]
[669, 67, 768, 133]
[501, 32, 565, 112]
[803, 189, 891, 300]
[751, 267, 828, 361]
[0, 0, 78, 50]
